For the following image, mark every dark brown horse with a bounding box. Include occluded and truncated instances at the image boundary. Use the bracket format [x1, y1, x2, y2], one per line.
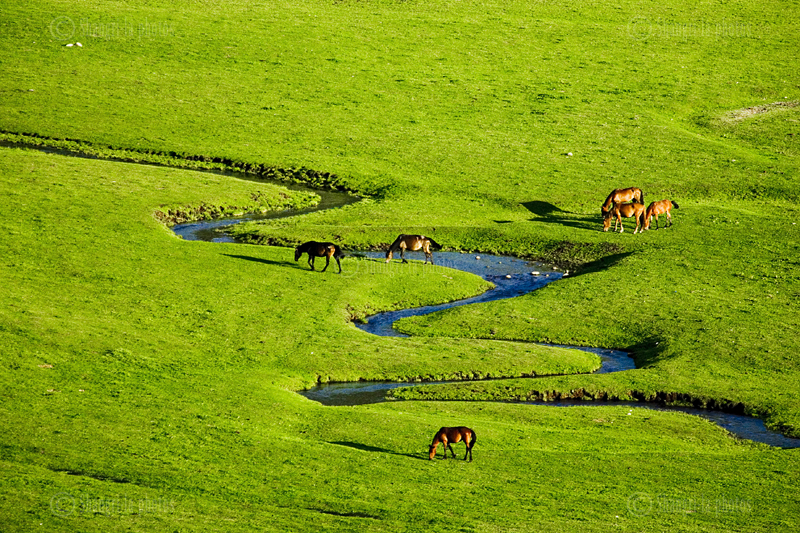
[428, 426, 476, 461]
[645, 200, 679, 230]
[601, 187, 644, 216]
[386, 234, 442, 264]
[603, 201, 646, 234]
[294, 241, 344, 273]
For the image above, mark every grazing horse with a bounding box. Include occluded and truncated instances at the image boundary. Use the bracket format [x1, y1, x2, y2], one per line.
[429, 426, 477, 461]
[385, 234, 442, 264]
[294, 241, 344, 273]
[601, 187, 644, 216]
[645, 200, 679, 230]
[603, 201, 646, 234]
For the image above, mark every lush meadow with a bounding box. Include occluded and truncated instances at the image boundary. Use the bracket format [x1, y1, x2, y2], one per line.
[1, 0, 799, 531]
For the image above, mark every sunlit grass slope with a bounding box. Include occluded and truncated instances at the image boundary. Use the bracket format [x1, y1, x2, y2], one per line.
[1, 0, 799, 530]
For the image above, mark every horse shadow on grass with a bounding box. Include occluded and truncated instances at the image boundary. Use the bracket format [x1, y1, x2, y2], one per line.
[522, 200, 600, 232]
[568, 252, 669, 369]
[223, 253, 302, 269]
[329, 441, 427, 461]
[567, 251, 634, 279]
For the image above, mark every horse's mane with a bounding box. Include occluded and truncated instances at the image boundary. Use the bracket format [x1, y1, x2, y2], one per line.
[388, 234, 406, 250]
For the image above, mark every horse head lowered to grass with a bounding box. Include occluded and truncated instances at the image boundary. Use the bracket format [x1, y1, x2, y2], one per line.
[386, 234, 442, 264]
[294, 241, 344, 273]
[603, 201, 646, 234]
[428, 426, 476, 461]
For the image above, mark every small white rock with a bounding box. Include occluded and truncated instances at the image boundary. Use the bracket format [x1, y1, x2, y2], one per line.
[567, 152, 573, 156]
[65, 43, 74, 47]
[76, 42, 82, 47]
[505, 274, 512, 279]
[531, 271, 540, 275]
[475, 256, 480, 260]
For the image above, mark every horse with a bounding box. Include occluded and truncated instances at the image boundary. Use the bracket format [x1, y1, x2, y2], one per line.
[385, 234, 442, 264]
[294, 241, 344, 273]
[645, 200, 679, 230]
[428, 426, 476, 461]
[601, 187, 644, 216]
[603, 201, 646, 234]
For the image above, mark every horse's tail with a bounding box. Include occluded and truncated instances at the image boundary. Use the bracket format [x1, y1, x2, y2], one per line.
[469, 429, 477, 449]
[671, 201, 679, 209]
[426, 237, 442, 250]
[333, 244, 345, 258]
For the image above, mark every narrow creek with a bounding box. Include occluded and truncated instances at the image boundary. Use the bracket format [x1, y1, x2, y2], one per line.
[174, 202, 800, 449]
[11, 140, 796, 447]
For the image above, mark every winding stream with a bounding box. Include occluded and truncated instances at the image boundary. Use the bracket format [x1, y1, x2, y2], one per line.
[174, 203, 800, 449]
[9, 141, 795, 447]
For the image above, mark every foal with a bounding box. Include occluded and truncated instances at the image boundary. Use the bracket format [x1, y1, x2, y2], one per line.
[645, 200, 679, 230]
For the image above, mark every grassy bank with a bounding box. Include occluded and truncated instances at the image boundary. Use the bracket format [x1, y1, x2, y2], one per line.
[1, 0, 799, 530]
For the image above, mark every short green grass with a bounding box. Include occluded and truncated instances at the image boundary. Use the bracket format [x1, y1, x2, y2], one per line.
[1, 0, 800, 531]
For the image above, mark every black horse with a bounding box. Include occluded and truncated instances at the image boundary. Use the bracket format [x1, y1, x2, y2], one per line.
[294, 241, 344, 273]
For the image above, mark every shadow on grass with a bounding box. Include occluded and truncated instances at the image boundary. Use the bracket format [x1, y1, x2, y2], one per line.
[522, 200, 567, 217]
[627, 336, 670, 369]
[569, 252, 634, 279]
[522, 200, 600, 232]
[223, 253, 297, 268]
[329, 441, 426, 460]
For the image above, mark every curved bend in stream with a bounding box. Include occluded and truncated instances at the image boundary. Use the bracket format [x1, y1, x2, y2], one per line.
[174, 216, 800, 449]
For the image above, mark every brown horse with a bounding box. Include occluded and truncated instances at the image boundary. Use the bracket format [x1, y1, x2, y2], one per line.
[386, 234, 442, 264]
[601, 187, 644, 216]
[428, 426, 476, 461]
[294, 241, 344, 273]
[603, 201, 646, 234]
[645, 200, 679, 230]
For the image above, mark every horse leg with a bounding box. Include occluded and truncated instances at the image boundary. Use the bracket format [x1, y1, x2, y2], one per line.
[438, 438, 448, 459]
[616, 213, 623, 233]
[446, 443, 456, 459]
[666, 212, 673, 227]
[308, 256, 315, 271]
[321, 255, 330, 272]
[400, 246, 408, 264]
[335, 256, 342, 274]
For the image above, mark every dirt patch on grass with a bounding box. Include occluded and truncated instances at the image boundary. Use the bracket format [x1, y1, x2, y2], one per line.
[720, 101, 799, 124]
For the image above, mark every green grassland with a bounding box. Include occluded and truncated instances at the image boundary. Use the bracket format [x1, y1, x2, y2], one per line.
[1, 0, 799, 531]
